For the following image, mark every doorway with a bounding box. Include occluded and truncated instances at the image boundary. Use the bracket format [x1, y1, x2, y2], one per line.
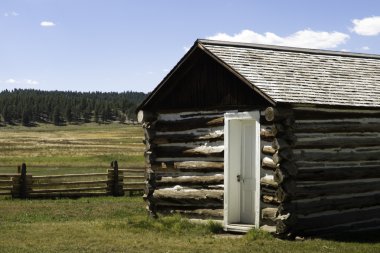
[224, 111, 260, 232]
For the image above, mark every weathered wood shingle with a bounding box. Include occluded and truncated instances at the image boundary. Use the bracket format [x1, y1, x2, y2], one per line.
[200, 40, 380, 108]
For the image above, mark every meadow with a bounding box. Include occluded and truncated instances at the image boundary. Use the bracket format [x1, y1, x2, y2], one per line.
[0, 123, 145, 175]
[1, 196, 380, 253]
[1, 123, 380, 252]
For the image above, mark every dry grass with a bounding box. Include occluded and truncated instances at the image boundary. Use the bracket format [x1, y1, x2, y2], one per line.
[0, 123, 145, 174]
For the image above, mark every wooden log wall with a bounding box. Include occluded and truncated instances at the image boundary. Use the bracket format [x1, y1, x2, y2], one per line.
[266, 106, 380, 237]
[142, 110, 226, 219]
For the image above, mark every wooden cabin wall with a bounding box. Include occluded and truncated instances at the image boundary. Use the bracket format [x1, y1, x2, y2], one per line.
[143, 108, 280, 228]
[143, 110, 226, 219]
[265, 106, 380, 236]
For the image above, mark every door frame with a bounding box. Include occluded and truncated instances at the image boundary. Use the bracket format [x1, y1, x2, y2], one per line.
[223, 111, 260, 232]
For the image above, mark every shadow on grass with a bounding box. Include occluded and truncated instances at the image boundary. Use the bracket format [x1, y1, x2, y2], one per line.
[319, 230, 380, 243]
[104, 214, 227, 237]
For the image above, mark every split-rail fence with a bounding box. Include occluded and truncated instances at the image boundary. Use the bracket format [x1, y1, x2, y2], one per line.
[0, 161, 145, 199]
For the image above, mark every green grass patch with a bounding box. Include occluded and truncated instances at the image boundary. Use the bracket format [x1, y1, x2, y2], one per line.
[245, 228, 273, 241]
[206, 220, 224, 234]
[1, 197, 380, 253]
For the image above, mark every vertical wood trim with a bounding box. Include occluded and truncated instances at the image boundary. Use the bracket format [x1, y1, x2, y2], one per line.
[254, 115, 261, 228]
[223, 114, 230, 228]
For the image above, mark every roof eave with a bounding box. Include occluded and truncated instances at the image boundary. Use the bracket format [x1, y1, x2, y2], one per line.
[283, 102, 380, 111]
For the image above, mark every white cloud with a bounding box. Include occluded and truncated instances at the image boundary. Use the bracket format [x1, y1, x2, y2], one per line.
[207, 29, 349, 49]
[25, 79, 39, 85]
[40, 21, 56, 27]
[183, 46, 190, 52]
[4, 11, 19, 17]
[361, 46, 370, 51]
[5, 78, 16, 84]
[352, 16, 380, 36]
[1, 78, 39, 86]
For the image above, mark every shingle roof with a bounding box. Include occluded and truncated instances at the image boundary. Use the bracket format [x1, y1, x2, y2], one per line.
[199, 39, 380, 108]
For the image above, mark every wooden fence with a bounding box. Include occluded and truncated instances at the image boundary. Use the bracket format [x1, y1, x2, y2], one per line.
[0, 161, 145, 199]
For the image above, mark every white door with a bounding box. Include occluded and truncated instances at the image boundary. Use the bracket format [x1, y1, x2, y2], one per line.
[224, 111, 260, 232]
[240, 121, 255, 224]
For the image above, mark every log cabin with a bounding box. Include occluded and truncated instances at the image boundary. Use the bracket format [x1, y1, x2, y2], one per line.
[137, 39, 380, 237]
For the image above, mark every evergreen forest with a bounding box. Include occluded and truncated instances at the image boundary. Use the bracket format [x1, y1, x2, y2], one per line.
[0, 89, 147, 126]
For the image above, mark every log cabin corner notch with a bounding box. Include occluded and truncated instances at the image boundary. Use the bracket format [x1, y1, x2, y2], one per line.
[137, 39, 380, 237]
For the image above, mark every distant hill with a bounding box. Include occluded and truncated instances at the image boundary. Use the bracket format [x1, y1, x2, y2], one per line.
[0, 89, 147, 126]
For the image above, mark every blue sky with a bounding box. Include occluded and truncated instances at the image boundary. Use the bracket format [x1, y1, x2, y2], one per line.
[1, 0, 380, 93]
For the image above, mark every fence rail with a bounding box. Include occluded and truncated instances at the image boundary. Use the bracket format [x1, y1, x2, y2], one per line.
[0, 161, 145, 199]
[121, 168, 146, 194]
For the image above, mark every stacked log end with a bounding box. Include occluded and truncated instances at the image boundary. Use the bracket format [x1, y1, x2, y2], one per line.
[260, 107, 296, 236]
[140, 110, 225, 220]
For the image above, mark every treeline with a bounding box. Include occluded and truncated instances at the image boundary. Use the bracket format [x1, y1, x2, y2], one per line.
[0, 89, 147, 126]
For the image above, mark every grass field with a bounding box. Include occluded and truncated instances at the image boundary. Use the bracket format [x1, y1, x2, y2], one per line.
[1, 196, 380, 253]
[0, 123, 145, 175]
[1, 124, 380, 252]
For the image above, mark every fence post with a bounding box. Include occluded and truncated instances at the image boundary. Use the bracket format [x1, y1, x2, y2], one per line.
[113, 160, 119, 196]
[107, 161, 113, 196]
[20, 163, 27, 199]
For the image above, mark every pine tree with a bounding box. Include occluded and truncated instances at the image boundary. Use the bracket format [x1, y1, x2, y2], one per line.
[118, 112, 126, 124]
[0, 89, 147, 125]
[65, 106, 73, 123]
[83, 109, 92, 123]
[105, 104, 112, 121]
[22, 109, 31, 126]
[94, 107, 99, 123]
[53, 107, 62, 126]
[101, 108, 107, 123]
[2, 105, 13, 123]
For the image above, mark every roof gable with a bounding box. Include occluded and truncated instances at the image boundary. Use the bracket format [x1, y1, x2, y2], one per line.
[138, 43, 272, 111]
